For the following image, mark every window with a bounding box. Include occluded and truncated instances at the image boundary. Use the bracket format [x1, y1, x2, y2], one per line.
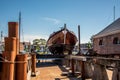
[99, 39, 103, 45]
[113, 37, 119, 44]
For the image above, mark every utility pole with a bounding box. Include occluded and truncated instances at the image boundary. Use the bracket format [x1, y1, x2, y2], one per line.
[78, 25, 81, 55]
[0, 31, 3, 51]
[19, 12, 21, 53]
[1, 31, 3, 43]
[113, 6, 115, 21]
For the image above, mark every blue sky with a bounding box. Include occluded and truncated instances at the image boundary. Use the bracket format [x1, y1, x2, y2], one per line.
[0, 0, 120, 43]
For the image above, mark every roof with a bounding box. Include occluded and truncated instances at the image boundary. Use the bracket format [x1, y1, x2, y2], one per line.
[93, 18, 120, 38]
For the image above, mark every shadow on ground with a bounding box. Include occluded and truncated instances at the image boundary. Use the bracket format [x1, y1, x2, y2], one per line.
[57, 65, 82, 80]
[36, 59, 82, 80]
[36, 61, 57, 68]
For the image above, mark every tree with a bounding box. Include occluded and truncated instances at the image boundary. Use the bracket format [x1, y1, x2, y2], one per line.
[87, 42, 92, 49]
[86, 35, 94, 49]
[90, 35, 94, 43]
[39, 38, 46, 45]
[33, 39, 40, 45]
[33, 39, 40, 51]
[32, 38, 47, 52]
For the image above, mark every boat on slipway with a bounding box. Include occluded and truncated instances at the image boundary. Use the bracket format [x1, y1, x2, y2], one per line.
[47, 24, 77, 55]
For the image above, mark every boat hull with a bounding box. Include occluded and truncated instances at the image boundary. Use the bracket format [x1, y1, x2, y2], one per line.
[48, 44, 74, 55]
[47, 26, 77, 55]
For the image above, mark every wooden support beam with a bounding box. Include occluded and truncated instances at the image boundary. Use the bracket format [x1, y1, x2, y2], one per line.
[2, 35, 17, 80]
[8, 22, 19, 38]
[92, 64, 109, 80]
[16, 54, 27, 80]
[8, 22, 19, 54]
[81, 61, 85, 80]
[31, 53, 36, 76]
[2, 51, 16, 80]
[65, 55, 120, 80]
[112, 62, 120, 80]
[66, 59, 70, 68]
[71, 59, 75, 75]
[84, 62, 93, 78]
[112, 68, 120, 80]
[75, 60, 81, 72]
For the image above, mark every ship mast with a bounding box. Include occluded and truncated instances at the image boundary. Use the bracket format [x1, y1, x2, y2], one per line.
[113, 6, 115, 21]
[63, 24, 67, 44]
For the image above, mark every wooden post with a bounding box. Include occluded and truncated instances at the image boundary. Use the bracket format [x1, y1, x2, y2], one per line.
[8, 22, 19, 54]
[1, 22, 19, 80]
[31, 53, 36, 76]
[71, 59, 75, 75]
[2, 36, 17, 80]
[112, 62, 120, 80]
[16, 54, 27, 80]
[81, 61, 85, 80]
[112, 68, 119, 80]
[2, 51, 16, 80]
[66, 59, 70, 68]
[117, 62, 120, 80]
[84, 62, 93, 78]
[92, 63, 108, 80]
[75, 60, 81, 72]
[8, 22, 19, 38]
[4, 37, 17, 53]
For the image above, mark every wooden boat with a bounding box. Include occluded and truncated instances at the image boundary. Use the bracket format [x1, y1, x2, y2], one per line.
[47, 24, 77, 55]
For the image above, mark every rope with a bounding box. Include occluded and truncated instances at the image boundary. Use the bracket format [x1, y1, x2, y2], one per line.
[0, 60, 27, 63]
[0, 56, 7, 61]
[0, 56, 28, 63]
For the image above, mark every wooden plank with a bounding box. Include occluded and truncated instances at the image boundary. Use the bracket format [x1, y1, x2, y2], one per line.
[70, 55, 120, 61]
